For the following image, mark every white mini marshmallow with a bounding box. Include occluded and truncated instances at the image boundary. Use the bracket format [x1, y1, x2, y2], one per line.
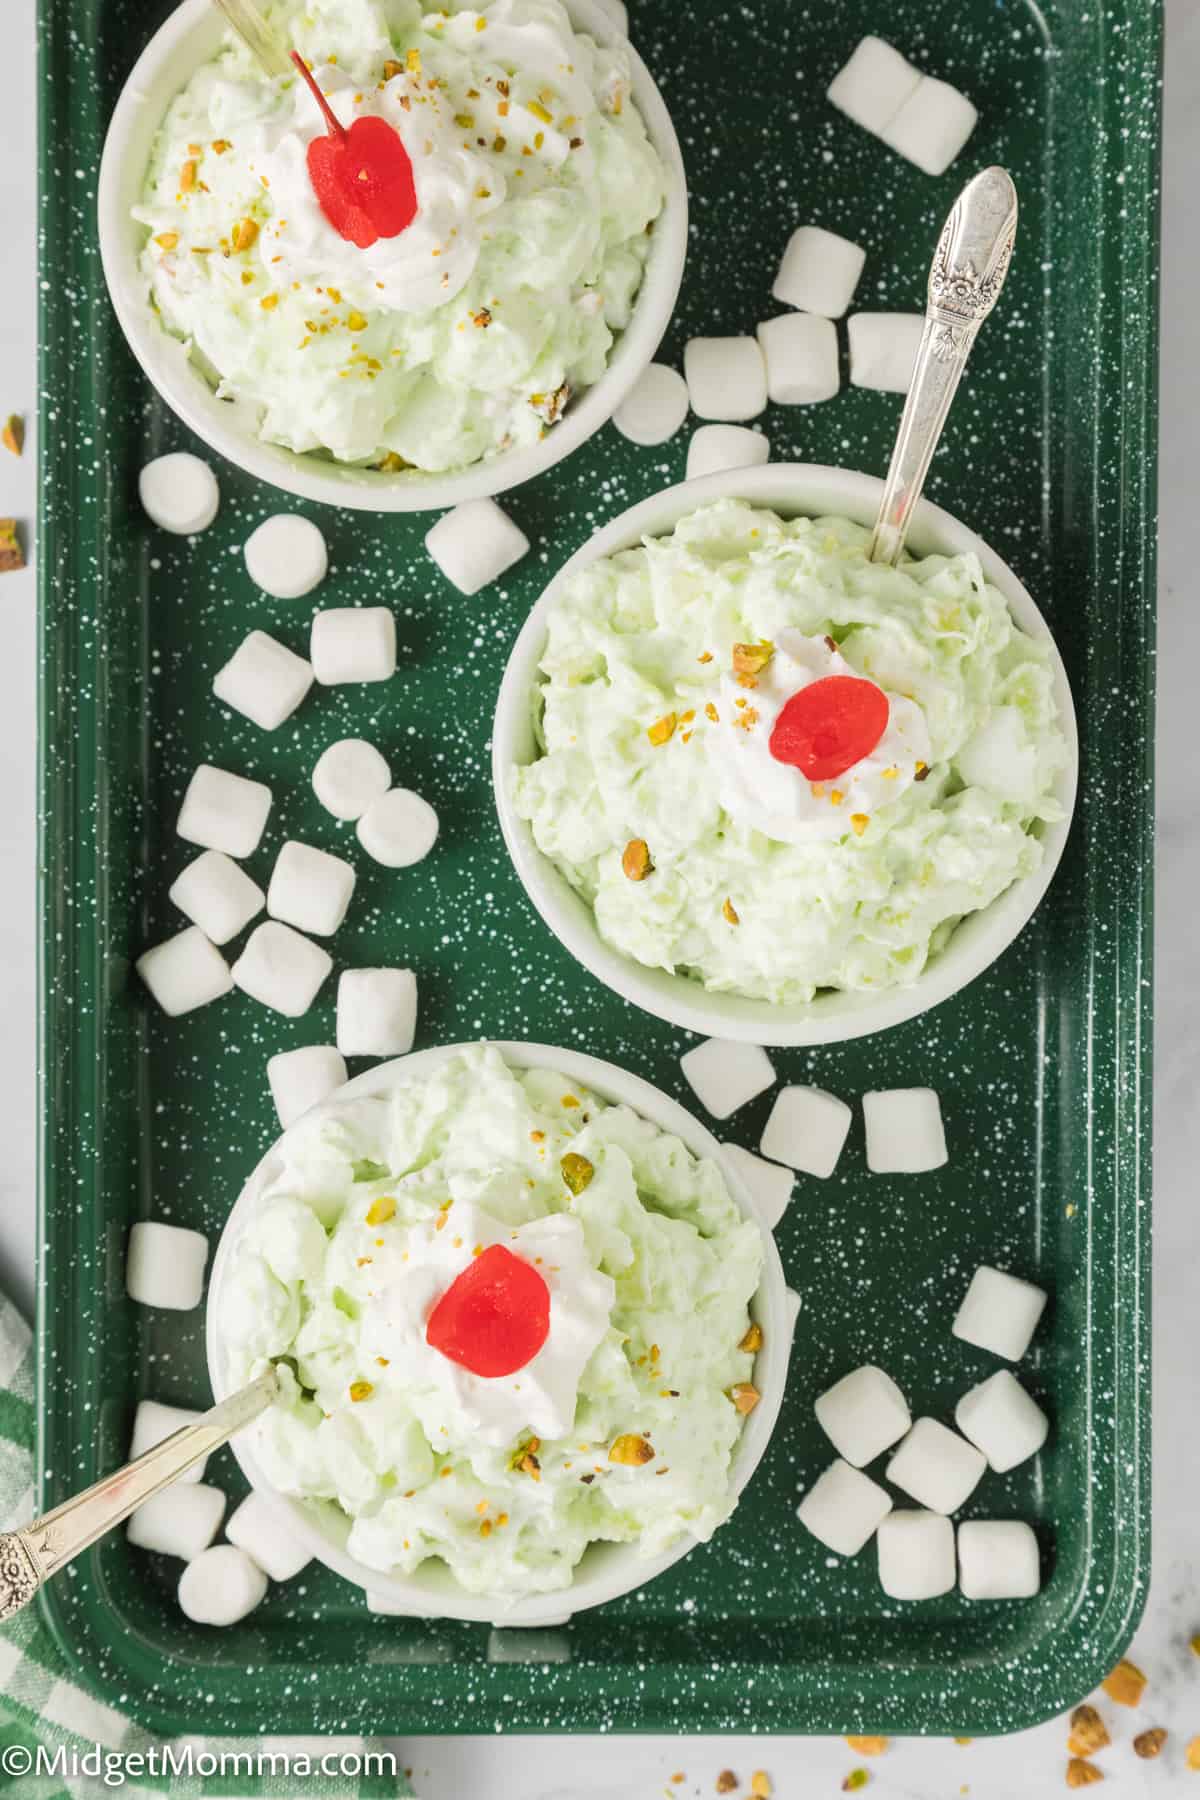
[877, 1509, 956, 1601]
[827, 36, 922, 136]
[356, 788, 439, 868]
[952, 1265, 1048, 1363]
[169, 851, 264, 946]
[310, 608, 397, 685]
[881, 76, 978, 176]
[720, 1143, 794, 1231]
[212, 630, 314, 731]
[797, 1459, 893, 1557]
[957, 1520, 1040, 1601]
[686, 425, 770, 481]
[127, 1484, 226, 1562]
[232, 922, 333, 1017]
[863, 1087, 948, 1173]
[267, 1045, 348, 1130]
[138, 452, 220, 536]
[136, 927, 232, 1018]
[312, 739, 392, 821]
[815, 1365, 911, 1468]
[613, 363, 690, 445]
[886, 1418, 986, 1515]
[244, 514, 327, 599]
[679, 1039, 775, 1120]
[683, 336, 768, 422]
[126, 1221, 209, 1311]
[336, 967, 418, 1058]
[225, 1490, 313, 1582]
[425, 498, 530, 595]
[955, 1370, 1049, 1473]
[267, 840, 356, 938]
[772, 225, 866, 319]
[848, 312, 924, 394]
[130, 1399, 207, 1485]
[760, 1086, 852, 1178]
[178, 1544, 268, 1626]
[756, 314, 840, 404]
[177, 764, 272, 859]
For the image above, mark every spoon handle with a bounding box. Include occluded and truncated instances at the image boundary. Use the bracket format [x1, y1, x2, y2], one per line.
[211, 0, 293, 77]
[869, 166, 1018, 566]
[0, 1370, 277, 1622]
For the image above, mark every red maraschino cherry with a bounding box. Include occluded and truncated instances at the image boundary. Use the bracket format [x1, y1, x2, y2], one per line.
[425, 1244, 551, 1379]
[769, 674, 890, 782]
[290, 51, 417, 250]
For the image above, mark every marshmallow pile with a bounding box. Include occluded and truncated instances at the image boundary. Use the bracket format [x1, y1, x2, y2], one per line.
[796, 1259, 1049, 1600]
[125, 1393, 312, 1625]
[678, 1037, 950, 1213]
[135, 465, 442, 1136]
[599, 36, 979, 482]
[123, 1231, 312, 1625]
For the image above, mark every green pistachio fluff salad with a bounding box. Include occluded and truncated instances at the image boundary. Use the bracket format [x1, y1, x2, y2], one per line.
[513, 501, 1071, 1005]
[221, 1046, 764, 1599]
[134, 0, 667, 471]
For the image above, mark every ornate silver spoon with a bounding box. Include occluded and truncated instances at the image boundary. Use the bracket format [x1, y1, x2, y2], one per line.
[211, 0, 292, 77]
[0, 1368, 278, 1621]
[869, 166, 1018, 565]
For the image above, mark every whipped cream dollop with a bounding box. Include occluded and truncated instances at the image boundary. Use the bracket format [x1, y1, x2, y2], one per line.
[717, 630, 932, 845]
[251, 63, 504, 315]
[134, 0, 668, 471]
[363, 1200, 614, 1446]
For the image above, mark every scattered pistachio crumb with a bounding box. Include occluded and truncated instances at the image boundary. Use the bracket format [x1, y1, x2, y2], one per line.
[1101, 1659, 1146, 1707]
[1067, 1705, 1110, 1757]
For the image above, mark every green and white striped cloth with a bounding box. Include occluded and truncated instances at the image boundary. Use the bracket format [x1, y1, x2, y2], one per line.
[0, 1296, 414, 1798]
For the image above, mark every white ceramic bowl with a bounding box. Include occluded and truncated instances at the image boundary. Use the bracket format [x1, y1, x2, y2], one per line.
[206, 1040, 798, 1627]
[493, 464, 1080, 1047]
[97, 0, 687, 513]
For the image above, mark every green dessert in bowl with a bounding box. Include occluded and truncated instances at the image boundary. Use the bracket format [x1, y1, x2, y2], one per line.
[208, 1043, 794, 1622]
[495, 466, 1078, 1046]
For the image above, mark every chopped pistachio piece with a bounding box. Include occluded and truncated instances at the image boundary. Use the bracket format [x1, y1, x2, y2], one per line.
[732, 640, 775, 676]
[560, 1151, 594, 1195]
[609, 1433, 654, 1466]
[622, 838, 653, 881]
[1101, 1659, 1146, 1707]
[1067, 1705, 1110, 1757]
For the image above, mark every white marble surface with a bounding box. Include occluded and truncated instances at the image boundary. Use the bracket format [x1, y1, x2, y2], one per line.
[2, 0, 1198, 1792]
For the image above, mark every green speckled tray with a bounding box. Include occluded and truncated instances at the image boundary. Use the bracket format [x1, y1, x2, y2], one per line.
[36, 0, 1158, 1741]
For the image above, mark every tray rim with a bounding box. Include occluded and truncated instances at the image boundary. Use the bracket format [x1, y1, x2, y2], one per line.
[34, 0, 1160, 1740]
